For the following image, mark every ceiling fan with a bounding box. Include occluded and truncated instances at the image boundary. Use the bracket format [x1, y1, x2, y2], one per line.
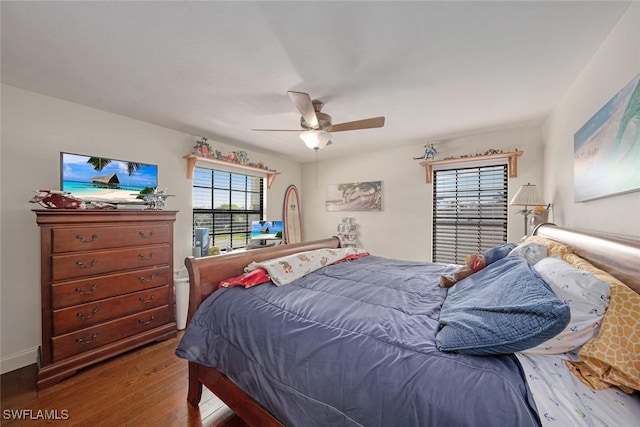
[252, 91, 385, 150]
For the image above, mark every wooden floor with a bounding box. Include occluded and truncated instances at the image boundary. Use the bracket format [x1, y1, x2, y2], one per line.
[0, 333, 247, 427]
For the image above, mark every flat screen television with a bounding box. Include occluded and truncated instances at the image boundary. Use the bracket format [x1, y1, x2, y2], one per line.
[60, 152, 158, 205]
[250, 220, 283, 240]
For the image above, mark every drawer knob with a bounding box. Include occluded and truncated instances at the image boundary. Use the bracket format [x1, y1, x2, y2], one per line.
[139, 231, 155, 239]
[139, 295, 155, 304]
[138, 315, 155, 326]
[76, 233, 99, 243]
[76, 259, 98, 269]
[138, 253, 154, 261]
[138, 274, 155, 283]
[77, 307, 99, 320]
[75, 333, 98, 345]
[75, 284, 98, 294]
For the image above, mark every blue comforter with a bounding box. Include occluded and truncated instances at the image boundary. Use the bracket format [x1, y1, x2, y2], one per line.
[176, 256, 541, 427]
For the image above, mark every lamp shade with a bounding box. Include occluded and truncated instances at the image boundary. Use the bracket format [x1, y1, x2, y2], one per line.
[300, 130, 331, 150]
[510, 183, 545, 206]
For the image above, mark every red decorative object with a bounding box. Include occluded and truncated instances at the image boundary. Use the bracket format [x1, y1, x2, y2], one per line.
[30, 190, 83, 209]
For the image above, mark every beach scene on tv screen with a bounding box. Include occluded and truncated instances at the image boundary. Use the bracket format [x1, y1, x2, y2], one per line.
[61, 153, 158, 204]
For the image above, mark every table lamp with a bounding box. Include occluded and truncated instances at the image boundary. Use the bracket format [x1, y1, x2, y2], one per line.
[510, 183, 546, 236]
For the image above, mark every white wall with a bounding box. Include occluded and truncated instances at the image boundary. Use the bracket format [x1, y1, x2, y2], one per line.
[0, 85, 301, 373]
[301, 122, 544, 261]
[542, 3, 640, 237]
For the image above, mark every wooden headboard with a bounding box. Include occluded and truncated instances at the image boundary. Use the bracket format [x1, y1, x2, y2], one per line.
[533, 223, 640, 294]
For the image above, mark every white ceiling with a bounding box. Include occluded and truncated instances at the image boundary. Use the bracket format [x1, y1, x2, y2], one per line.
[1, 1, 631, 163]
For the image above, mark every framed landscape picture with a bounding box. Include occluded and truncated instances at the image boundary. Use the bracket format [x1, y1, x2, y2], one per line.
[326, 181, 382, 212]
[574, 73, 640, 202]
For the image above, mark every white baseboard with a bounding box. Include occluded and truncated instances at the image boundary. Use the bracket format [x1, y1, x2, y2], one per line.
[1, 347, 38, 374]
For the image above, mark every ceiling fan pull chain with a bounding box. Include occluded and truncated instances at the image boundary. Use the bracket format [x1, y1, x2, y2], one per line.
[315, 149, 319, 189]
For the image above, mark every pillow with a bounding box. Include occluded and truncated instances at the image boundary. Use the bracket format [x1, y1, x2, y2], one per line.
[508, 242, 547, 265]
[436, 256, 570, 355]
[246, 247, 368, 286]
[522, 235, 573, 258]
[562, 253, 640, 393]
[483, 243, 517, 265]
[219, 267, 271, 289]
[523, 257, 610, 355]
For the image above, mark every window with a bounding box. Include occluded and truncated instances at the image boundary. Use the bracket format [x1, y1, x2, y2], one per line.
[192, 168, 264, 250]
[432, 164, 508, 264]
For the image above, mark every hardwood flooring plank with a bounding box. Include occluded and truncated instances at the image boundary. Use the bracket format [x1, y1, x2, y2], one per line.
[0, 333, 247, 427]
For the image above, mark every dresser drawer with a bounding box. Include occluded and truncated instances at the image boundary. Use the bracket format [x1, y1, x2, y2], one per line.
[52, 286, 170, 335]
[52, 224, 170, 253]
[51, 266, 169, 308]
[52, 244, 170, 281]
[51, 305, 170, 361]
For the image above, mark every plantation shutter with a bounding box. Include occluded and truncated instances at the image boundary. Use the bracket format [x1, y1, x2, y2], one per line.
[432, 164, 508, 264]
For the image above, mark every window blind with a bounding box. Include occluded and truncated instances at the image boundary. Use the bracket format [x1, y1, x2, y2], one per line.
[192, 167, 264, 250]
[432, 164, 508, 264]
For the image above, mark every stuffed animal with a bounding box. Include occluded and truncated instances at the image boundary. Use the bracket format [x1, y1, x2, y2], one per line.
[439, 253, 488, 288]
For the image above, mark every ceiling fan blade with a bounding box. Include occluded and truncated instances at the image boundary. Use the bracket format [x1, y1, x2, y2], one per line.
[288, 91, 319, 128]
[326, 116, 385, 132]
[251, 128, 301, 132]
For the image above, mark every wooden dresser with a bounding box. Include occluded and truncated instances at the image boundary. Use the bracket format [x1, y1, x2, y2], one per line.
[34, 209, 178, 389]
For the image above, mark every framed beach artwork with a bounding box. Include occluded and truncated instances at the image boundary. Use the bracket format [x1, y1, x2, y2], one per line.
[326, 181, 382, 212]
[574, 73, 640, 202]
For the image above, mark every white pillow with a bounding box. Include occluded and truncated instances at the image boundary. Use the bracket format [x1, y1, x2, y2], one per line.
[508, 242, 547, 265]
[524, 257, 610, 355]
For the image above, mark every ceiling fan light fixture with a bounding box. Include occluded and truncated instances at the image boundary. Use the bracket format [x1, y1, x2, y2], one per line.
[300, 130, 331, 150]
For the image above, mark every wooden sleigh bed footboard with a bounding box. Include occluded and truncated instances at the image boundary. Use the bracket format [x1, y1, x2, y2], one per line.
[183, 237, 340, 425]
[187, 360, 283, 426]
[182, 226, 640, 426]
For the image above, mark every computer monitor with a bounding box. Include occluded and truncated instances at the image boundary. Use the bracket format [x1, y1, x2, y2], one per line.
[250, 221, 283, 241]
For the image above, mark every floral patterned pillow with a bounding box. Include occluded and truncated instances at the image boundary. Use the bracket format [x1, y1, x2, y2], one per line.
[246, 247, 368, 286]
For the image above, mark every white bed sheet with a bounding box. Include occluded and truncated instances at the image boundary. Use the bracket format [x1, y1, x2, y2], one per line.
[516, 353, 640, 427]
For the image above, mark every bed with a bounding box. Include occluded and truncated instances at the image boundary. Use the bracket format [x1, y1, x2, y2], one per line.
[176, 224, 640, 426]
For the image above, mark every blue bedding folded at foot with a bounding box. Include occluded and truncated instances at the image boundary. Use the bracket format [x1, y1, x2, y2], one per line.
[176, 256, 541, 427]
